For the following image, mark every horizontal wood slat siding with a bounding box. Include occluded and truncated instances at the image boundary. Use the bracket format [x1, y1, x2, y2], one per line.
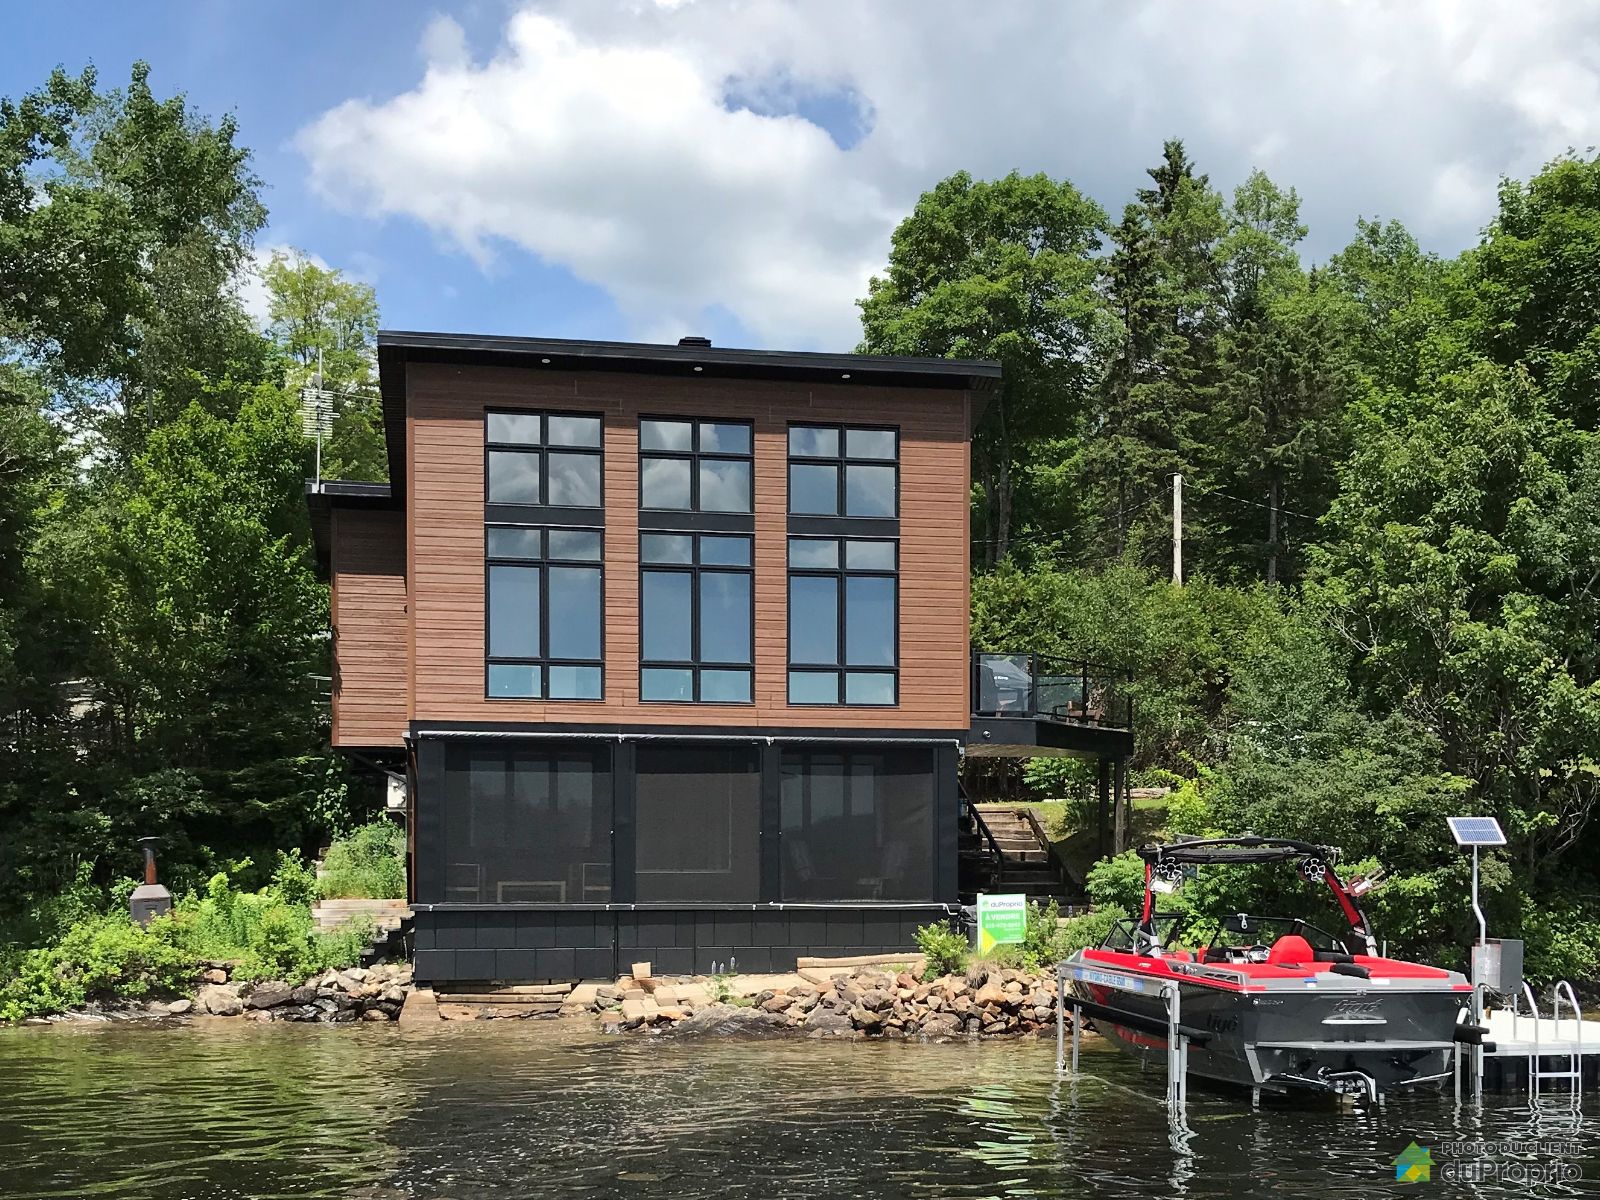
[408, 361, 970, 729]
[331, 507, 408, 747]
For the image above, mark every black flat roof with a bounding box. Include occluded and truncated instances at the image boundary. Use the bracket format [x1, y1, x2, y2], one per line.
[374, 330, 999, 498]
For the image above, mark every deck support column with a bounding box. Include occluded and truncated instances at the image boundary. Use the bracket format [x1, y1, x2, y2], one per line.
[1112, 757, 1129, 856]
[1096, 758, 1111, 862]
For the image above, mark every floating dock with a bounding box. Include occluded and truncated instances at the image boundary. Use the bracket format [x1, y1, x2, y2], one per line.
[1481, 1007, 1600, 1093]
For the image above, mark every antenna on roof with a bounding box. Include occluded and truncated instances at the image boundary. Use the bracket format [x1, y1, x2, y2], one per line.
[299, 347, 336, 485]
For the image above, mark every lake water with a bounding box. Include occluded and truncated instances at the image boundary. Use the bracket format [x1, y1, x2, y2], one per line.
[2, 1020, 1598, 1198]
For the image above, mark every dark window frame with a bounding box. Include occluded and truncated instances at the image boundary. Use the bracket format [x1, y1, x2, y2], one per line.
[786, 535, 899, 707]
[638, 416, 755, 516]
[485, 408, 605, 511]
[484, 525, 606, 701]
[482, 408, 607, 702]
[639, 531, 756, 705]
[786, 423, 900, 520]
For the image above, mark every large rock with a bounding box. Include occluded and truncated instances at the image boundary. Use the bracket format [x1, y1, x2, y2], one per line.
[247, 983, 293, 1010]
[290, 985, 318, 1006]
[200, 968, 228, 985]
[974, 982, 1008, 1008]
[197, 984, 243, 1016]
[166, 999, 192, 1015]
[804, 1009, 854, 1035]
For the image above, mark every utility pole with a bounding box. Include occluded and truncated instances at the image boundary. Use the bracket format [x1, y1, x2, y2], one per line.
[1171, 472, 1183, 585]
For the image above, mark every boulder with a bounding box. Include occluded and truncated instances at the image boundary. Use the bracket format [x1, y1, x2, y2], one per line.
[974, 982, 1008, 1008]
[759, 993, 792, 1013]
[858, 989, 892, 1012]
[849, 1006, 882, 1030]
[381, 986, 407, 1005]
[197, 984, 243, 1017]
[919, 1015, 960, 1039]
[804, 1010, 854, 1036]
[290, 985, 318, 1006]
[361, 1008, 390, 1022]
[167, 999, 193, 1015]
[652, 986, 681, 1006]
[790, 990, 820, 1013]
[619, 995, 651, 1025]
[247, 983, 293, 1010]
[895, 971, 919, 990]
[200, 968, 228, 986]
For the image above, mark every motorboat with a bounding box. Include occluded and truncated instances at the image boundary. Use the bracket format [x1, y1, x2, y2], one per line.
[1061, 836, 1480, 1101]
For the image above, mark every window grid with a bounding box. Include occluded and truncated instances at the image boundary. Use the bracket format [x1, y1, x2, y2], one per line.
[485, 526, 605, 701]
[640, 532, 755, 704]
[485, 409, 604, 510]
[787, 423, 899, 518]
[639, 417, 754, 514]
[786, 535, 899, 707]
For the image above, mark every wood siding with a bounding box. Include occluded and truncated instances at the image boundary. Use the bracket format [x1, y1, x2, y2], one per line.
[331, 507, 408, 747]
[407, 361, 971, 730]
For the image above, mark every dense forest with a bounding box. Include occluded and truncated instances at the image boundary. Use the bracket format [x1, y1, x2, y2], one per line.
[2, 65, 1599, 982]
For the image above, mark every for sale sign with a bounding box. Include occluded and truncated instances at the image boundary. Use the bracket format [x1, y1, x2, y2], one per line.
[976, 892, 1027, 954]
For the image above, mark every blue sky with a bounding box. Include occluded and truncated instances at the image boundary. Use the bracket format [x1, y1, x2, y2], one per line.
[7, 2, 1600, 352]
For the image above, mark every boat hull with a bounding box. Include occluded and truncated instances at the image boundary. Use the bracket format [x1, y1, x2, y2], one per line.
[1066, 957, 1467, 1097]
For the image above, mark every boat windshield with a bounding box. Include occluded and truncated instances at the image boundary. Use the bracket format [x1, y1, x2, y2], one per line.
[1203, 914, 1349, 965]
[1100, 913, 1185, 953]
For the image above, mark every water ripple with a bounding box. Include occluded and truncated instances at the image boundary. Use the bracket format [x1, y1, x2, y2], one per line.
[2, 1022, 1599, 1198]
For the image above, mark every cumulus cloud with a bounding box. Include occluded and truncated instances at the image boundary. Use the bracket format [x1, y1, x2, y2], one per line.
[297, 1, 1600, 348]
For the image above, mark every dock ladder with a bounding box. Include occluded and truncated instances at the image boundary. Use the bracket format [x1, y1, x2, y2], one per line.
[1512, 980, 1584, 1100]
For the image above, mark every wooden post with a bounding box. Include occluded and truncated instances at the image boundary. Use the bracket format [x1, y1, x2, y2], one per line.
[1113, 758, 1129, 855]
[1096, 758, 1112, 861]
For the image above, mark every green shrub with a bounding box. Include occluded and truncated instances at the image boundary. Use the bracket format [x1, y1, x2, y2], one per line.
[1055, 905, 1130, 955]
[316, 820, 406, 900]
[914, 920, 971, 979]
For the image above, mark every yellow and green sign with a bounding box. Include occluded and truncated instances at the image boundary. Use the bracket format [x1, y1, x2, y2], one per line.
[976, 893, 1027, 955]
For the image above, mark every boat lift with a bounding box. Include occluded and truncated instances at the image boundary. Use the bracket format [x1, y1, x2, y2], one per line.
[1055, 959, 1201, 1113]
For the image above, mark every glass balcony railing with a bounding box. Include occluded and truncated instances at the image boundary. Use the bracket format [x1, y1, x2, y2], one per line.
[972, 652, 1133, 730]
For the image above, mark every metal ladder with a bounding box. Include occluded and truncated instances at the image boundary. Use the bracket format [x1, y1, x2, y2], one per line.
[1512, 980, 1584, 1100]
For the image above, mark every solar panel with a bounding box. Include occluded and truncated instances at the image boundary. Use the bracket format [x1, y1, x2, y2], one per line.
[1448, 816, 1506, 847]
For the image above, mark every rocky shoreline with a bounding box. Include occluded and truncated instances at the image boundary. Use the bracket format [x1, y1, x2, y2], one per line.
[586, 964, 1067, 1039]
[18, 961, 416, 1025]
[19, 961, 1075, 1040]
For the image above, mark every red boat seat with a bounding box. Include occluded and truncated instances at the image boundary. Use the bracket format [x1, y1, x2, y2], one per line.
[1267, 934, 1315, 966]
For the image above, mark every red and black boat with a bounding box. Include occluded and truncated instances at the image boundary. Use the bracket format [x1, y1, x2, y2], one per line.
[1063, 836, 1478, 1100]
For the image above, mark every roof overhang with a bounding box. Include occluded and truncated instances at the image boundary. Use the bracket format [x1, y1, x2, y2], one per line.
[377, 330, 1000, 500]
[306, 480, 397, 576]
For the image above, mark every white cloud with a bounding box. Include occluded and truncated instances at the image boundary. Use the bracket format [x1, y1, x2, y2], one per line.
[297, 1, 1600, 349]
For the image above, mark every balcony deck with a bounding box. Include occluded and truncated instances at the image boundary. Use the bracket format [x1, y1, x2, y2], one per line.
[966, 652, 1134, 760]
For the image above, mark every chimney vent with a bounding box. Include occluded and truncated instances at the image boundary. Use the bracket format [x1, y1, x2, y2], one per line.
[678, 335, 712, 348]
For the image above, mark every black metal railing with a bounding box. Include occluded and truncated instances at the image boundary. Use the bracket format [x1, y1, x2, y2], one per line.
[971, 652, 1134, 730]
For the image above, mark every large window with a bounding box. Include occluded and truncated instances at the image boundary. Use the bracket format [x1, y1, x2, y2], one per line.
[485, 411, 605, 699]
[788, 424, 897, 518]
[486, 526, 603, 699]
[640, 532, 754, 702]
[635, 745, 761, 902]
[787, 536, 897, 705]
[487, 411, 602, 509]
[779, 747, 934, 901]
[640, 418, 753, 513]
[436, 745, 612, 904]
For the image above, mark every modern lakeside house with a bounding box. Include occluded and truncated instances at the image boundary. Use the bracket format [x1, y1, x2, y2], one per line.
[308, 331, 1134, 985]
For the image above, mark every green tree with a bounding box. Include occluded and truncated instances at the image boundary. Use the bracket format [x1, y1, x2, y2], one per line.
[1313, 360, 1600, 887]
[859, 170, 1107, 563]
[262, 249, 386, 481]
[1080, 140, 1226, 572]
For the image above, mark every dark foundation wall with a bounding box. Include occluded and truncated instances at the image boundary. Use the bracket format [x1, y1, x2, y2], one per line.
[411, 904, 954, 982]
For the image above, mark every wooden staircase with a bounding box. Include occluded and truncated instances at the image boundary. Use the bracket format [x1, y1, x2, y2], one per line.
[962, 805, 1077, 901]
